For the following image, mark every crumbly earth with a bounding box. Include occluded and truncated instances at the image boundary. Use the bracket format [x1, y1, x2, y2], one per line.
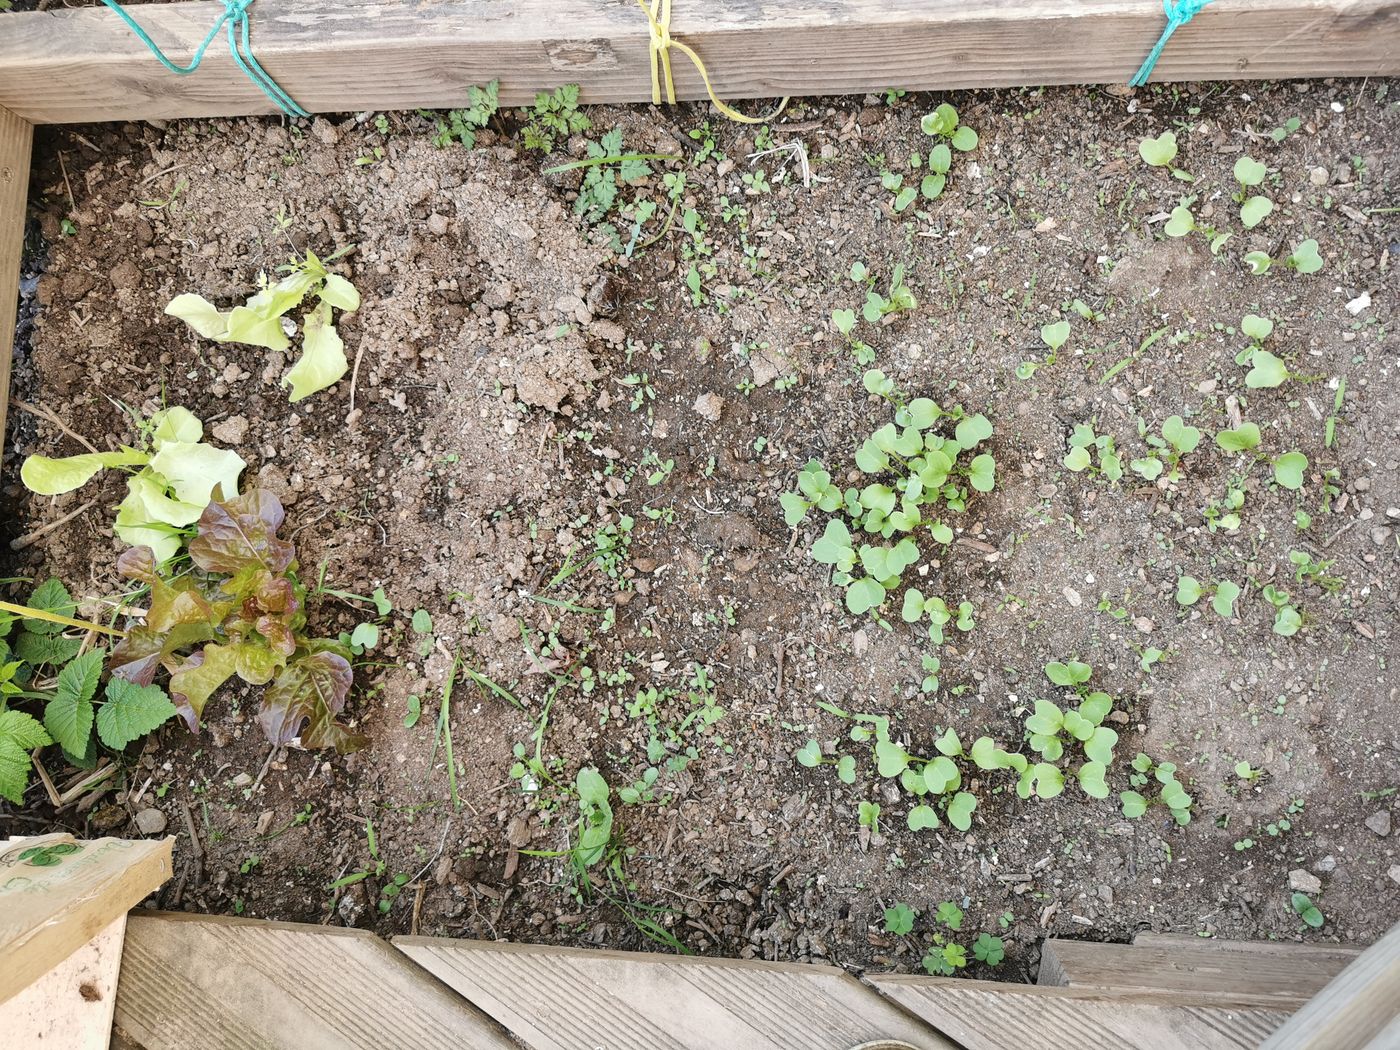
[2, 81, 1397, 980]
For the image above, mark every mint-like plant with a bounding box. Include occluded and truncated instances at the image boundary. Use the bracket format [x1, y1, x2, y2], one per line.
[166, 249, 361, 402]
[109, 488, 366, 753]
[0, 579, 178, 803]
[21, 406, 245, 564]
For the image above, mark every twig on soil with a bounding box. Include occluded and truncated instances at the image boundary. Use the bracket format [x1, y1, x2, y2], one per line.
[29, 752, 62, 808]
[57, 762, 115, 808]
[1323, 518, 1357, 548]
[57, 151, 76, 213]
[410, 882, 425, 936]
[774, 641, 785, 702]
[347, 339, 368, 421]
[249, 745, 281, 795]
[10, 399, 99, 453]
[178, 796, 205, 888]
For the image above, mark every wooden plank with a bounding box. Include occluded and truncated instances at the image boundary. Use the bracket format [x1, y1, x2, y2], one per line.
[1, 915, 126, 1050]
[0, 104, 31, 454]
[1038, 937, 1361, 1007]
[1261, 923, 1400, 1050]
[870, 974, 1291, 1050]
[115, 912, 519, 1050]
[394, 936, 954, 1050]
[0, 0, 1397, 124]
[0, 834, 172, 1007]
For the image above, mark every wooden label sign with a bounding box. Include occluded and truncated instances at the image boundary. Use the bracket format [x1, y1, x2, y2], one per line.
[0, 833, 173, 1005]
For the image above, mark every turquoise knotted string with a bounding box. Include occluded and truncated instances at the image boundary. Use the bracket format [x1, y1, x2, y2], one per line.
[1129, 0, 1217, 88]
[98, 0, 309, 117]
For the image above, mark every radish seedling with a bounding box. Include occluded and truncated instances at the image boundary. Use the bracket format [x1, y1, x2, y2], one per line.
[1130, 414, 1200, 482]
[1272, 451, 1308, 490]
[1233, 156, 1274, 229]
[1175, 576, 1241, 618]
[1137, 131, 1178, 168]
[920, 102, 978, 153]
[1291, 892, 1324, 929]
[1236, 313, 1274, 365]
[1288, 549, 1343, 592]
[1121, 753, 1193, 824]
[1063, 421, 1124, 481]
[1262, 585, 1303, 636]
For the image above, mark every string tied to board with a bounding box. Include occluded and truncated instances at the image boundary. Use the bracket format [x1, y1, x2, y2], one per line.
[98, 0, 309, 118]
[636, 0, 788, 125]
[1129, 0, 1217, 87]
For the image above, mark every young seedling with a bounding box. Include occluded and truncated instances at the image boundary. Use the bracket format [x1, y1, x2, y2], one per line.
[1288, 550, 1343, 592]
[1175, 576, 1241, 618]
[920, 102, 978, 153]
[1234, 760, 1263, 782]
[1246, 238, 1323, 276]
[1137, 131, 1178, 168]
[1262, 585, 1303, 636]
[1023, 662, 1118, 800]
[167, 249, 361, 402]
[1233, 156, 1274, 228]
[1120, 753, 1193, 825]
[795, 738, 858, 784]
[1163, 197, 1231, 254]
[1215, 422, 1262, 453]
[1130, 415, 1201, 482]
[1063, 421, 1124, 481]
[1245, 349, 1294, 389]
[1291, 892, 1324, 929]
[1017, 319, 1069, 380]
[1236, 314, 1274, 365]
[861, 264, 918, 322]
[1324, 378, 1346, 449]
[1272, 451, 1308, 491]
[789, 385, 996, 620]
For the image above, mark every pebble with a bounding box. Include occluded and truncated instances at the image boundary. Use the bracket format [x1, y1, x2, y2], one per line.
[231, 772, 253, 788]
[1314, 854, 1337, 873]
[1345, 291, 1371, 316]
[1288, 868, 1323, 894]
[1370, 526, 1392, 547]
[211, 415, 249, 445]
[1390, 865, 1400, 887]
[134, 808, 168, 835]
[693, 392, 724, 423]
[426, 213, 450, 236]
[1063, 586, 1082, 607]
[1308, 166, 1330, 186]
[1365, 810, 1391, 837]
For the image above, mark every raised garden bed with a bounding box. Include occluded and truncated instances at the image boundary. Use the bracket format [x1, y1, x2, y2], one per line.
[1, 43, 1397, 979]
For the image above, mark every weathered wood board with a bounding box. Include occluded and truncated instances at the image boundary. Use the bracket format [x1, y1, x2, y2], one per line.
[0, 1, 1396, 124]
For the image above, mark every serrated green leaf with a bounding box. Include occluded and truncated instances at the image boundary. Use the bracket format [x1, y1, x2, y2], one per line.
[97, 678, 177, 750]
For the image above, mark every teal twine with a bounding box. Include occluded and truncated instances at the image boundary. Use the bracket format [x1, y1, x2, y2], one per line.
[98, 0, 309, 117]
[1129, 0, 1216, 88]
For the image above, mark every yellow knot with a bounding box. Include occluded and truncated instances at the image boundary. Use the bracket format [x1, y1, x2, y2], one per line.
[637, 0, 787, 125]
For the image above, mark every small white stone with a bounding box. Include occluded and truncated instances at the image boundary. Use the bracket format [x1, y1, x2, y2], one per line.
[1345, 291, 1371, 316]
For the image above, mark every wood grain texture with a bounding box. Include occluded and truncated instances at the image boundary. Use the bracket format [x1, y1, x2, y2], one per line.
[1261, 923, 1400, 1050]
[0, 834, 171, 1006]
[0, 105, 31, 454]
[870, 974, 1292, 1050]
[0, 0, 1397, 124]
[115, 913, 519, 1050]
[1039, 936, 1362, 1007]
[395, 936, 954, 1050]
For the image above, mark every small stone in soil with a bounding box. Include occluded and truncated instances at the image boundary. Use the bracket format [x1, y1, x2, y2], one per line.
[1288, 868, 1322, 894]
[1364, 810, 1392, 837]
[693, 392, 724, 422]
[1314, 855, 1338, 873]
[134, 808, 168, 835]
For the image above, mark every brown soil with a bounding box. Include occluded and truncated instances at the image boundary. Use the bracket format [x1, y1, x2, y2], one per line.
[3, 82, 1398, 979]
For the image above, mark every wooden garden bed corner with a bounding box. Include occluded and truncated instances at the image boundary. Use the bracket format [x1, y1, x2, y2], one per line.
[0, 0, 1397, 124]
[0, 104, 33, 450]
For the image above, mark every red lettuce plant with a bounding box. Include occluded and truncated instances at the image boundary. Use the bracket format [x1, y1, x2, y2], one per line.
[109, 488, 367, 753]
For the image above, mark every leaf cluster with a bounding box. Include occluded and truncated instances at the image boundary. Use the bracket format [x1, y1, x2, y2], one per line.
[167, 250, 362, 402]
[109, 488, 367, 754]
[22, 406, 245, 565]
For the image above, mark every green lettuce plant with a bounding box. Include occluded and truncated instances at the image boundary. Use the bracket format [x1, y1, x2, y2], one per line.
[166, 249, 361, 402]
[109, 488, 366, 753]
[21, 406, 245, 564]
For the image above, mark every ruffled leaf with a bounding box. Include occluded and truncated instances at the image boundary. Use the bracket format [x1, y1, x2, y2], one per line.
[188, 489, 294, 575]
[259, 651, 366, 754]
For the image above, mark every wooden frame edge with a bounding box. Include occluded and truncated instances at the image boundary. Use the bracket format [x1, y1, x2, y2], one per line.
[0, 104, 33, 456]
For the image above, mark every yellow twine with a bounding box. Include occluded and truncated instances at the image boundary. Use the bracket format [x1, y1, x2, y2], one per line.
[637, 0, 788, 125]
[0, 599, 126, 638]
